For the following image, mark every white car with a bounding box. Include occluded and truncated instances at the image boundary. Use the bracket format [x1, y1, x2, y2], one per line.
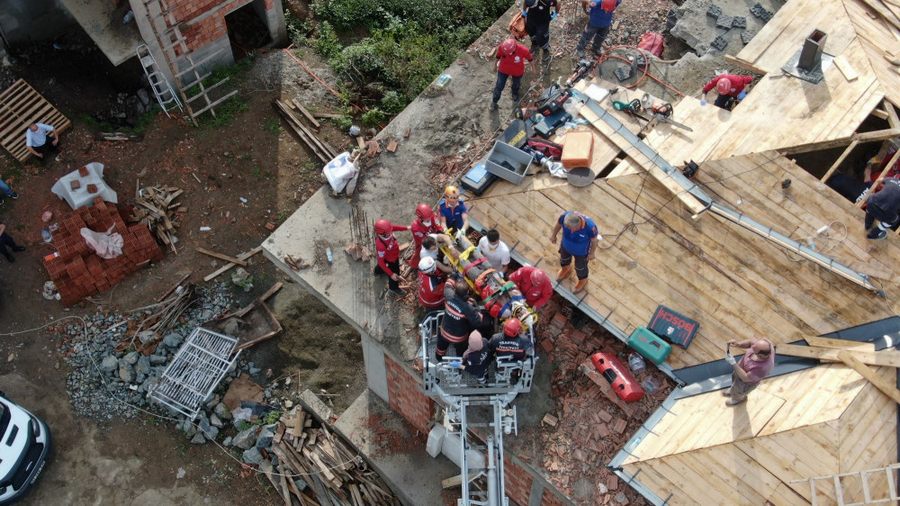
[0, 392, 51, 504]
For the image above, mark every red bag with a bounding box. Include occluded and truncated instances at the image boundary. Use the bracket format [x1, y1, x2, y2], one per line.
[637, 31, 665, 57]
[508, 12, 527, 40]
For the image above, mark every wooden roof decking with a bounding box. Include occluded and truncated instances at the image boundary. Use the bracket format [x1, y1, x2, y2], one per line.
[470, 152, 900, 369]
[620, 365, 898, 505]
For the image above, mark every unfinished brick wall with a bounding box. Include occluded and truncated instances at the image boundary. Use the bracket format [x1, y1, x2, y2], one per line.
[384, 353, 434, 434]
[541, 488, 567, 506]
[44, 199, 163, 305]
[165, 0, 275, 52]
[503, 454, 534, 506]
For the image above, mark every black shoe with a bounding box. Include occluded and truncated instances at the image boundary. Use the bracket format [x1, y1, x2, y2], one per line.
[9, 192, 17, 200]
[389, 287, 405, 296]
[868, 228, 888, 240]
[489, 101, 498, 111]
[12, 246, 24, 252]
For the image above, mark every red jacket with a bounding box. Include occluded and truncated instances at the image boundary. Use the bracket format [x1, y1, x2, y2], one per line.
[508, 266, 553, 309]
[375, 223, 408, 277]
[418, 271, 446, 310]
[408, 218, 444, 268]
[497, 42, 533, 78]
[702, 74, 753, 97]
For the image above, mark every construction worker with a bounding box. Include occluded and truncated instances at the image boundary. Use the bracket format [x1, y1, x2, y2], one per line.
[461, 330, 493, 384]
[417, 256, 447, 310]
[864, 139, 900, 189]
[477, 229, 511, 274]
[575, 0, 621, 60]
[489, 318, 531, 363]
[550, 211, 600, 292]
[409, 203, 443, 268]
[437, 274, 484, 360]
[700, 74, 753, 110]
[865, 178, 900, 239]
[522, 0, 558, 65]
[439, 186, 470, 233]
[508, 265, 553, 309]
[725, 338, 775, 406]
[491, 37, 533, 111]
[374, 219, 410, 295]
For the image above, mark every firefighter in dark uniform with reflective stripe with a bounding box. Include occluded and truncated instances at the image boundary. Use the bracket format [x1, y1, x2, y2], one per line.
[437, 275, 484, 360]
[489, 318, 531, 362]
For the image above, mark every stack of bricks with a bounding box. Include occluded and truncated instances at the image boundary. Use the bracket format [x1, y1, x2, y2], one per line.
[44, 198, 163, 306]
[383, 353, 435, 434]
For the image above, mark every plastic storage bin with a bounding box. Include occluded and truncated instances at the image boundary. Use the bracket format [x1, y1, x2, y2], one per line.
[627, 326, 672, 365]
[485, 141, 533, 184]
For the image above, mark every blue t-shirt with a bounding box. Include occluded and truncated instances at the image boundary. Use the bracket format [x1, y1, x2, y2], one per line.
[559, 212, 599, 256]
[588, 0, 621, 28]
[439, 198, 467, 230]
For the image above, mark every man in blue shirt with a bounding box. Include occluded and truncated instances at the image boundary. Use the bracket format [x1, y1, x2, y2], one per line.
[550, 210, 600, 292]
[575, 0, 621, 60]
[439, 185, 469, 232]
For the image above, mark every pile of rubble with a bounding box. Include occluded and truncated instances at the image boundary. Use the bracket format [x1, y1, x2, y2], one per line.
[58, 283, 233, 420]
[526, 299, 674, 505]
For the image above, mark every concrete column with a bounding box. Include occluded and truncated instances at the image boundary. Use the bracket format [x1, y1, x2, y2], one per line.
[262, 0, 287, 46]
[361, 332, 389, 402]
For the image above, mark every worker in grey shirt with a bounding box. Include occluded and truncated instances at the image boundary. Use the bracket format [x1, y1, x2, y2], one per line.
[25, 122, 59, 160]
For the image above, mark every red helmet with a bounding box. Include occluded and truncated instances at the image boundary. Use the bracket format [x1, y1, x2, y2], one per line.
[716, 78, 732, 95]
[500, 38, 517, 56]
[503, 318, 523, 337]
[600, 0, 617, 12]
[374, 219, 392, 235]
[530, 268, 549, 287]
[415, 203, 434, 221]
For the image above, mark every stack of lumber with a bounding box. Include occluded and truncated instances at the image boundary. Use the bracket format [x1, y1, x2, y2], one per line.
[274, 98, 338, 163]
[132, 185, 184, 253]
[262, 406, 399, 506]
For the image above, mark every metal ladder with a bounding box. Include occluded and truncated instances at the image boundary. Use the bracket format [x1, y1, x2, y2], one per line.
[136, 44, 182, 117]
[795, 462, 900, 505]
[139, 0, 238, 125]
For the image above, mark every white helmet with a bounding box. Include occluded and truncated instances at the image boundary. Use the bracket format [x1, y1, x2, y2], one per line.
[419, 256, 437, 273]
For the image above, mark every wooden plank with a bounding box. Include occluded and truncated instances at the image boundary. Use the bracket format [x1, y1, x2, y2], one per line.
[195, 246, 248, 266]
[821, 140, 859, 183]
[778, 344, 900, 368]
[203, 246, 261, 281]
[804, 337, 875, 351]
[156, 271, 192, 302]
[292, 98, 321, 129]
[858, 147, 900, 207]
[838, 351, 900, 404]
[834, 54, 860, 82]
[886, 101, 900, 128]
[779, 128, 900, 155]
[724, 54, 769, 75]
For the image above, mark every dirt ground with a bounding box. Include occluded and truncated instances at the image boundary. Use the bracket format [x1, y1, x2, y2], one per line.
[0, 36, 364, 504]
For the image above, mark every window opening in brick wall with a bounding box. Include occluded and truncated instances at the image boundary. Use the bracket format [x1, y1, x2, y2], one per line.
[224, 0, 272, 60]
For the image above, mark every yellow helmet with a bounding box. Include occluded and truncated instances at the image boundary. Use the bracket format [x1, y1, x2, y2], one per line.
[444, 185, 459, 199]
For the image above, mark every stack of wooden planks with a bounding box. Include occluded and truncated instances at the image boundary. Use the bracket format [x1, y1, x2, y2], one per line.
[274, 98, 339, 163]
[262, 406, 399, 506]
[132, 185, 184, 253]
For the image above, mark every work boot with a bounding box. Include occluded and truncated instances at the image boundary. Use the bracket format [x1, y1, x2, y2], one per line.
[489, 101, 498, 111]
[542, 47, 552, 64]
[556, 265, 573, 281]
[9, 192, 17, 200]
[867, 228, 888, 240]
[573, 278, 588, 293]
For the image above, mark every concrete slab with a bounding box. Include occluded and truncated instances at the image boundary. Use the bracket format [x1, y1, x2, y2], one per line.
[61, 0, 142, 66]
[335, 390, 459, 506]
[670, 0, 783, 56]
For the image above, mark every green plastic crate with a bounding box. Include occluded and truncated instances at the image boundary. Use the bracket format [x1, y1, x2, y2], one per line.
[627, 326, 672, 365]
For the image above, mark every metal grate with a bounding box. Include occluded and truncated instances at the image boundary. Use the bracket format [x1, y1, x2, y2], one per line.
[150, 327, 240, 419]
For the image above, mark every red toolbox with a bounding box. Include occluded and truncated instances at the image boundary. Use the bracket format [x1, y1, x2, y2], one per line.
[590, 352, 645, 403]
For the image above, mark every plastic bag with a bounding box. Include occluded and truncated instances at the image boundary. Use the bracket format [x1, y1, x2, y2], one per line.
[80, 226, 124, 259]
[322, 152, 359, 194]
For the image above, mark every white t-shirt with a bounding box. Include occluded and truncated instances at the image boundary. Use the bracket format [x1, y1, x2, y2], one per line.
[25, 123, 54, 147]
[478, 236, 510, 270]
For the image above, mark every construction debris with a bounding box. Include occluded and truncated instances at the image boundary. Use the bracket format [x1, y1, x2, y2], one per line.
[132, 185, 184, 253]
[125, 282, 196, 352]
[274, 99, 338, 163]
[203, 246, 262, 281]
[345, 206, 373, 262]
[259, 402, 400, 506]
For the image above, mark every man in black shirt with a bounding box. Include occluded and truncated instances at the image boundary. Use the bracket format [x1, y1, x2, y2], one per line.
[437, 275, 484, 360]
[489, 318, 531, 363]
[865, 178, 900, 240]
[462, 330, 492, 384]
[524, 0, 558, 64]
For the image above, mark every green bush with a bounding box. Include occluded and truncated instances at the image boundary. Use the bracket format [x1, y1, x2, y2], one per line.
[380, 90, 405, 114]
[315, 21, 342, 60]
[361, 107, 387, 127]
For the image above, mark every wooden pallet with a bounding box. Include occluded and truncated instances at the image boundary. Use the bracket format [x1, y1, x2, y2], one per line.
[0, 79, 71, 161]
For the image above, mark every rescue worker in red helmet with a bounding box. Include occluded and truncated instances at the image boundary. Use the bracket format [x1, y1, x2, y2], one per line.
[575, 0, 621, 60]
[417, 256, 447, 310]
[409, 203, 443, 268]
[508, 265, 553, 309]
[374, 218, 410, 295]
[489, 318, 532, 363]
[491, 37, 533, 111]
[700, 73, 753, 110]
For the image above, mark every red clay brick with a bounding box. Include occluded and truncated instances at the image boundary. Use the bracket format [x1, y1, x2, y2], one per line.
[70, 180, 81, 190]
[78, 166, 89, 177]
[607, 475, 619, 491]
[612, 418, 627, 434]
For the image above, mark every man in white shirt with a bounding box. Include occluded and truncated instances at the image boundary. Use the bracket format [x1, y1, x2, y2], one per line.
[420, 234, 452, 273]
[25, 122, 59, 160]
[477, 229, 511, 273]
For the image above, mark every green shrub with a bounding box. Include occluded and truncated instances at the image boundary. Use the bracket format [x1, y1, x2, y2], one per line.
[361, 107, 387, 127]
[380, 90, 405, 114]
[314, 21, 342, 60]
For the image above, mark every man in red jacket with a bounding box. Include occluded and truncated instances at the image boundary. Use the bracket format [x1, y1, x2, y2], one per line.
[409, 203, 443, 268]
[374, 218, 410, 295]
[491, 37, 533, 111]
[508, 265, 553, 309]
[700, 74, 753, 110]
[417, 256, 446, 310]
